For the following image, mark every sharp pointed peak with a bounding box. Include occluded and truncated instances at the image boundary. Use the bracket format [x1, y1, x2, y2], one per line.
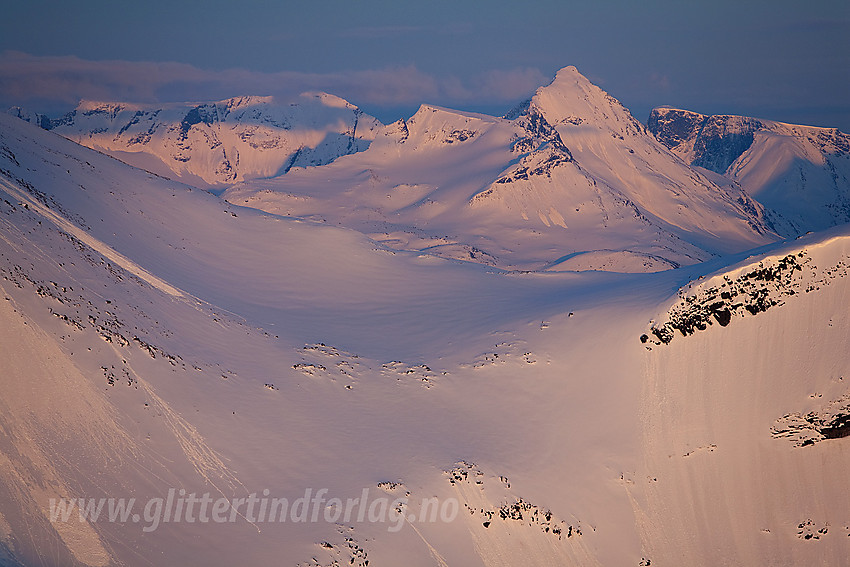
[523, 65, 643, 133]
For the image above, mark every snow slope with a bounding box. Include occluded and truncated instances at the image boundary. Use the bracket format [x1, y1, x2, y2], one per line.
[635, 228, 850, 565]
[223, 68, 778, 273]
[649, 107, 850, 234]
[0, 106, 657, 567]
[9, 93, 382, 188]
[2, 92, 850, 567]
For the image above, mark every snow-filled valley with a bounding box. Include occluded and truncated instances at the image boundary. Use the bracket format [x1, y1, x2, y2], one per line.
[2, 67, 850, 567]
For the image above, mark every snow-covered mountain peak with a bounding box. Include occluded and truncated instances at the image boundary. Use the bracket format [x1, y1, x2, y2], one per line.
[379, 103, 499, 150]
[647, 106, 706, 148]
[523, 66, 646, 137]
[649, 107, 850, 233]
[649, 107, 850, 172]
[408, 103, 461, 124]
[555, 64, 581, 77]
[8, 69, 782, 274]
[648, 107, 764, 171]
[299, 91, 338, 104]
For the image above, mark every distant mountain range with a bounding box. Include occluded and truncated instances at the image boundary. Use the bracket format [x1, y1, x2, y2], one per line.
[9, 93, 381, 187]
[8, 67, 850, 272]
[222, 67, 777, 272]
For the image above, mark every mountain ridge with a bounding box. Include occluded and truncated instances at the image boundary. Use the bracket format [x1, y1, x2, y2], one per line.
[9, 92, 383, 187]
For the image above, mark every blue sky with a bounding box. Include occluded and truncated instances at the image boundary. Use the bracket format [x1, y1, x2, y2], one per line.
[1, 0, 848, 130]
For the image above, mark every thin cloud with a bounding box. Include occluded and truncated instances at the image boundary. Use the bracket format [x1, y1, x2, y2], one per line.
[0, 51, 544, 114]
[340, 22, 476, 39]
[648, 72, 671, 92]
[339, 25, 429, 39]
[472, 68, 550, 100]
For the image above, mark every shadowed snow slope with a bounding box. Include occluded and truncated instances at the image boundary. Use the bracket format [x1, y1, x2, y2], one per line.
[2, 101, 850, 566]
[224, 68, 777, 273]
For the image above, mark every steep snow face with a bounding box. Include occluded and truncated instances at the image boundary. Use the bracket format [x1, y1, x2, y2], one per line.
[9, 93, 382, 187]
[636, 229, 850, 566]
[649, 107, 850, 233]
[225, 68, 777, 273]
